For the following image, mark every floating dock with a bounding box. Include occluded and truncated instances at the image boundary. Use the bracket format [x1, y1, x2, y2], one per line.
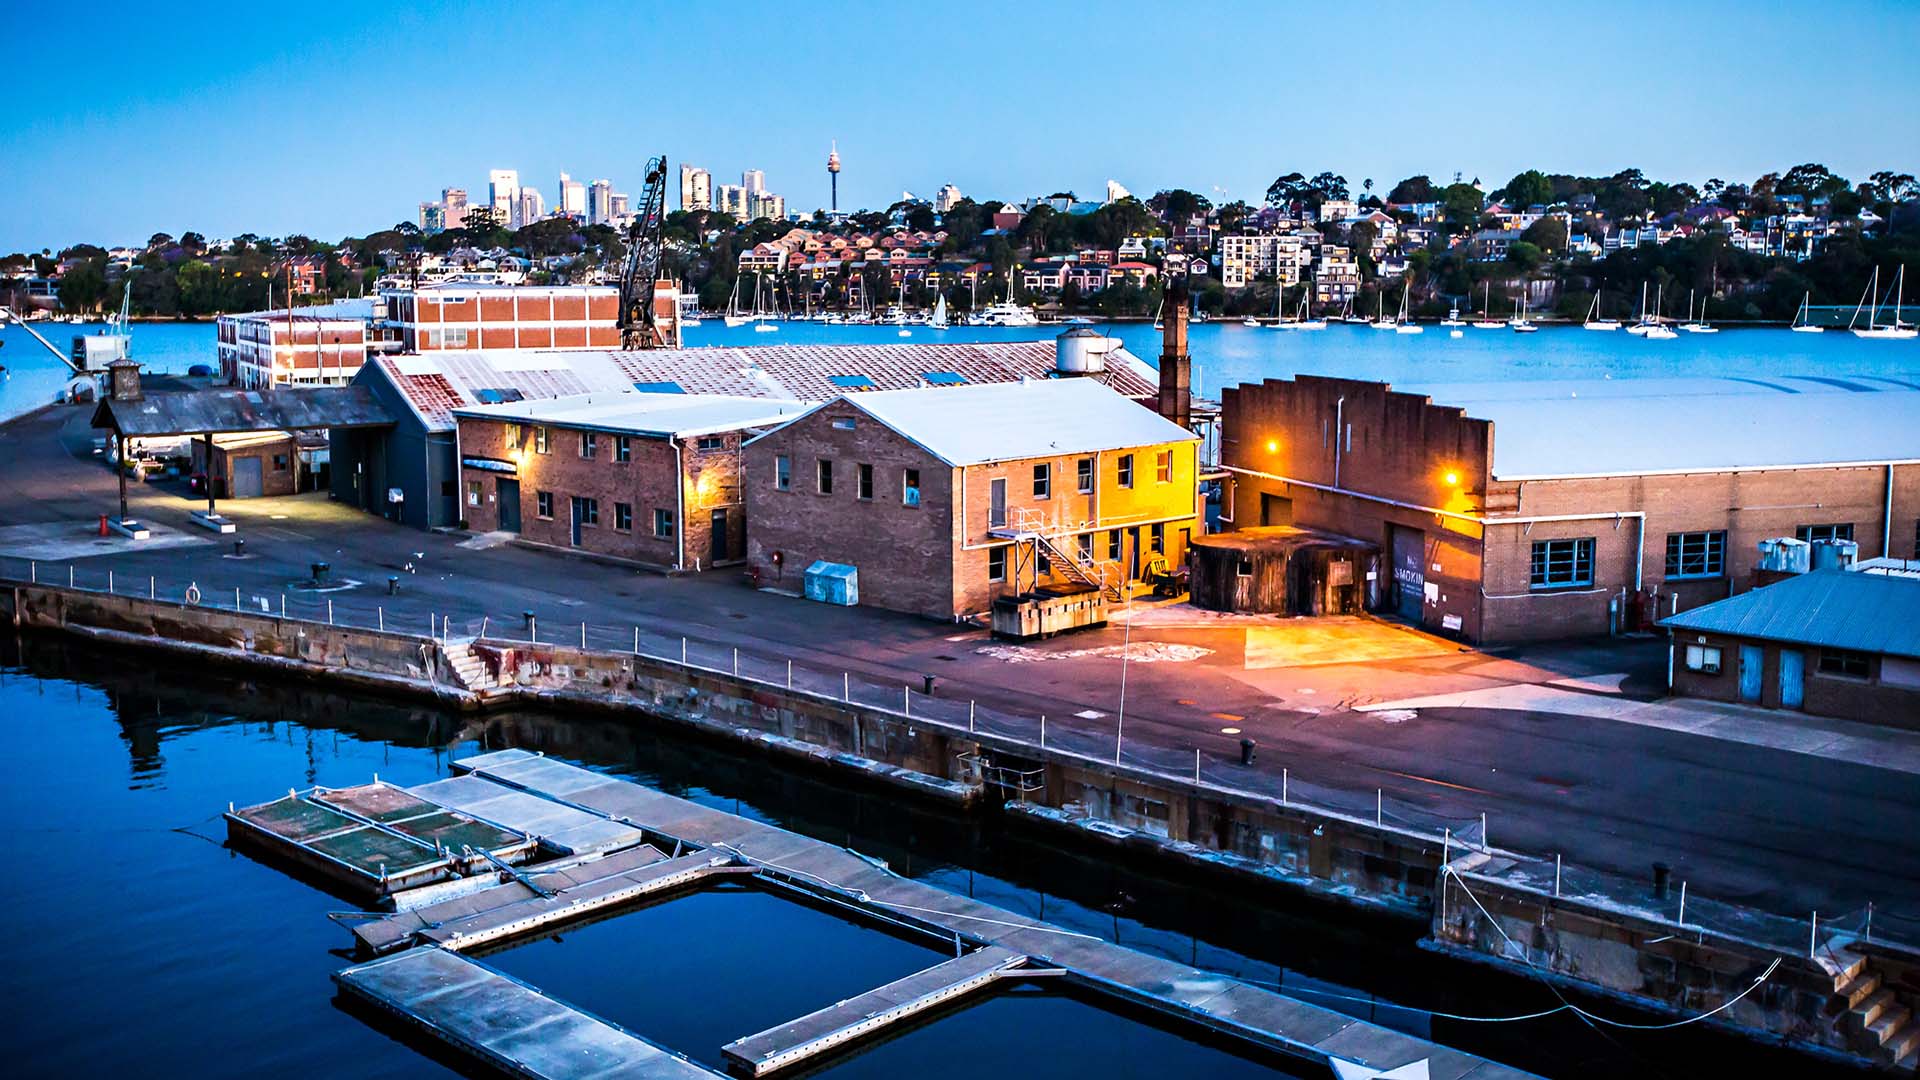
[336, 946, 720, 1079]
[721, 945, 1029, 1076]
[225, 781, 538, 897]
[409, 773, 648, 856]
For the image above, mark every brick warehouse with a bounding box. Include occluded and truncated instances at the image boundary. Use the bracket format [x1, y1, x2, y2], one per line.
[1220, 374, 1920, 643]
[743, 378, 1202, 621]
[454, 392, 811, 570]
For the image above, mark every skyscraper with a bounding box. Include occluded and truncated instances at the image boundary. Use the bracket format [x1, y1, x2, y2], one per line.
[588, 179, 613, 225]
[827, 141, 840, 214]
[679, 164, 712, 211]
[518, 187, 544, 225]
[419, 202, 446, 234]
[742, 169, 766, 194]
[558, 173, 586, 218]
[442, 187, 468, 230]
[489, 169, 519, 226]
[610, 193, 630, 223]
[933, 183, 963, 213]
[714, 184, 748, 219]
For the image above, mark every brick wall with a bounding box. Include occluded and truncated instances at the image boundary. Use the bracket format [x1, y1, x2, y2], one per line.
[1670, 629, 1920, 730]
[458, 416, 747, 570]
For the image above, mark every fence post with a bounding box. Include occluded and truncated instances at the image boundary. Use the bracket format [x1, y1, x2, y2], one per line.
[786, 660, 792, 689]
[581, 622, 587, 648]
[1554, 854, 1562, 897]
[378, 606, 384, 632]
[1810, 912, 1818, 958]
[903, 686, 910, 717]
[481, 616, 488, 639]
[69, 565, 74, 588]
[1281, 767, 1288, 805]
[149, 575, 155, 599]
[1867, 902, 1874, 944]
[327, 598, 334, 625]
[1194, 748, 1201, 784]
[682, 637, 687, 665]
[109, 570, 114, 594]
[280, 594, 284, 618]
[1040, 714, 1046, 748]
[843, 672, 849, 702]
[969, 700, 975, 733]
[234, 587, 240, 609]
[1376, 789, 1383, 827]
[29, 561, 35, 584]
[1678, 881, 1687, 927]
[733, 648, 739, 677]
[530, 616, 537, 643]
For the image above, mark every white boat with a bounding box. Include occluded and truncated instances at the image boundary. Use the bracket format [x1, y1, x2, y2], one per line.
[1641, 283, 1676, 339]
[1678, 289, 1718, 333]
[721, 276, 751, 327]
[1439, 306, 1465, 327]
[930, 293, 949, 330]
[1241, 316, 1261, 327]
[1393, 284, 1423, 333]
[1790, 291, 1824, 333]
[974, 274, 1041, 326]
[1471, 283, 1503, 328]
[1626, 282, 1655, 335]
[1509, 295, 1537, 333]
[1369, 291, 1396, 329]
[1582, 291, 1620, 331]
[1851, 266, 1918, 339]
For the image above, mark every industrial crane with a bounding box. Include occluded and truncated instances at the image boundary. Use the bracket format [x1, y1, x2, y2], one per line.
[616, 155, 670, 350]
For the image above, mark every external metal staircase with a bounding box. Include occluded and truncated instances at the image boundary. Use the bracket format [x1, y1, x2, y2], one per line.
[989, 507, 1121, 600]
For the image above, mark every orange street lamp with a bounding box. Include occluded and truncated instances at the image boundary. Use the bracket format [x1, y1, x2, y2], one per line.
[1266, 439, 1279, 453]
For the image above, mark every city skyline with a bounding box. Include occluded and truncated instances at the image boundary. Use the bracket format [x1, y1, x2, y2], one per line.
[4, 0, 1918, 251]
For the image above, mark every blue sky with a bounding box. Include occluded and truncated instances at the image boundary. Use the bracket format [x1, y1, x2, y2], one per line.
[4, 0, 1916, 252]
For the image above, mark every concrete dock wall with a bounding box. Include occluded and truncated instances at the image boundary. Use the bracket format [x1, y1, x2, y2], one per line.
[4, 579, 1907, 1071]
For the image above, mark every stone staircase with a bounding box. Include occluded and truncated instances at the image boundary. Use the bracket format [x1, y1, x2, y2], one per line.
[1828, 940, 1920, 1072]
[443, 641, 497, 693]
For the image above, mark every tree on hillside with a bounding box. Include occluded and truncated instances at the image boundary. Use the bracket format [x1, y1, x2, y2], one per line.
[1519, 216, 1567, 254]
[58, 260, 107, 312]
[1440, 183, 1484, 232]
[1388, 175, 1434, 203]
[1502, 170, 1553, 208]
[1778, 163, 1850, 200]
[1150, 189, 1212, 221]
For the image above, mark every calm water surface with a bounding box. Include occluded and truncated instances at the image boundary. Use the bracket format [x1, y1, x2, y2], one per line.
[0, 637, 1857, 1079]
[5, 318, 1916, 424]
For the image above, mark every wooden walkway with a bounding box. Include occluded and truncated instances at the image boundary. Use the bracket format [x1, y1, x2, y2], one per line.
[721, 945, 1028, 1076]
[336, 946, 721, 1079]
[455, 748, 1539, 1080]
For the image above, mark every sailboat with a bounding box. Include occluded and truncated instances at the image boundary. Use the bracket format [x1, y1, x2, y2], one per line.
[1852, 266, 1918, 339]
[751, 274, 779, 332]
[930, 292, 949, 330]
[1642, 283, 1677, 339]
[722, 276, 751, 328]
[1369, 289, 1396, 329]
[1582, 291, 1620, 331]
[1471, 283, 1503, 329]
[1509, 294, 1537, 333]
[1790, 291, 1824, 333]
[1678, 289, 1718, 333]
[1394, 284, 1423, 333]
[1439, 303, 1465, 327]
[1626, 283, 1654, 335]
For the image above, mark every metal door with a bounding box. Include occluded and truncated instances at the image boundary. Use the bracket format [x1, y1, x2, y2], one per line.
[1738, 644, 1764, 703]
[710, 508, 728, 564]
[232, 456, 264, 498]
[1778, 649, 1805, 709]
[570, 497, 585, 546]
[989, 478, 1007, 528]
[1391, 526, 1425, 621]
[497, 479, 520, 532]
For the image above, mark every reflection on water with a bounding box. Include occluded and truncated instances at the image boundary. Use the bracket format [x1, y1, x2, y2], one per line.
[0, 635, 1850, 1079]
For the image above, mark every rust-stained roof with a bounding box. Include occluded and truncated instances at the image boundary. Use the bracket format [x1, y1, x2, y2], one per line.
[91, 386, 397, 437]
[367, 340, 1159, 432]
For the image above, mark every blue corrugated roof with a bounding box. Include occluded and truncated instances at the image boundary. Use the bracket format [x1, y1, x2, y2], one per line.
[1659, 570, 1920, 659]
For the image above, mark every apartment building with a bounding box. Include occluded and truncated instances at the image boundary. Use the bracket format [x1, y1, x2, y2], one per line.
[1220, 234, 1311, 289]
[680, 165, 712, 211]
[1313, 246, 1361, 306]
[381, 283, 630, 352]
[216, 299, 377, 388]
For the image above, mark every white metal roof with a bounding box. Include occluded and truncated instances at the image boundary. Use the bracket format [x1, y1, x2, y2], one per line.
[451, 391, 814, 439]
[1400, 376, 1920, 480]
[801, 378, 1197, 467]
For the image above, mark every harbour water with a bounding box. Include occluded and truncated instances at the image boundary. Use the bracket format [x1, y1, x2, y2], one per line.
[5, 317, 1916, 425]
[0, 635, 1844, 1080]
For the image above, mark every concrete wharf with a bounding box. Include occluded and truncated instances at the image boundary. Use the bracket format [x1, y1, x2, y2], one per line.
[450, 748, 1536, 1080]
[336, 946, 721, 1079]
[720, 945, 1030, 1076]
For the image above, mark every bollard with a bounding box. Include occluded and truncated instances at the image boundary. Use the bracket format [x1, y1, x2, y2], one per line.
[1040, 714, 1046, 747]
[922, 674, 936, 696]
[522, 609, 535, 631]
[682, 637, 688, 664]
[635, 627, 641, 654]
[903, 686, 910, 717]
[1194, 748, 1201, 783]
[1376, 788, 1383, 827]
[1678, 881, 1688, 926]
[69, 565, 74, 587]
[581, 622, 587, 648]
[787, 660, 792, 688]
[234, 539, 245, 557]
[969, 700, 975, 733]
[1652, 861, 1671, 901]
[842, 672, 849, 702]
[1239, 737, 1255, 766]
[99, 514, 108, 537]
[279, 594, 285, 618]
[1810, 912, 1818, 958]
[234, 586, 240, 609]
[733, 648, 739, 677]
[149, 575, 155, 599]
[109, 570, 114, 593]
[327, 598, 334, 625]
[310, 561, 329, 587]
[1555, 854, 1562, 897]
[29, 561, 35, 583]
[1282, 767, 1288, 804]
[388, 575, 399, 596]
[378, 607, 384, 631]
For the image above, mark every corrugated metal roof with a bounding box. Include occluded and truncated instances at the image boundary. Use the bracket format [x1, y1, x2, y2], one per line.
[90, 387, 397, 437]
[1399, 376, 1920, 479]
[451, 391, 816, 439]
[793, 378, 1197, 467]
[1659, 570, 1920, 660]
[366, 339, 1158, 432]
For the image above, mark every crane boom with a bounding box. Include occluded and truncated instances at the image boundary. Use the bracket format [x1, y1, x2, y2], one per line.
[616, 155, 670, 350]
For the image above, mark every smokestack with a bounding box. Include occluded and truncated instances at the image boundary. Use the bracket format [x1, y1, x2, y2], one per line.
[1158, 277, 1191, 429]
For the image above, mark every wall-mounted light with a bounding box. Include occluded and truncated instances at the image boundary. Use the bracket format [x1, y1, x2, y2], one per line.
[1266, 439, 1279, 454]
[1443, 470, 1461, 487]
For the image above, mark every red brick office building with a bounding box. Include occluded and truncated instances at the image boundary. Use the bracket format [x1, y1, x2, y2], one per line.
[1220, 374, 1920, 643]
[454, 392, 811, 570]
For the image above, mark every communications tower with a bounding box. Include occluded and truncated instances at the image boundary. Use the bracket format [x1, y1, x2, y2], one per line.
[827, 141, 841, 213]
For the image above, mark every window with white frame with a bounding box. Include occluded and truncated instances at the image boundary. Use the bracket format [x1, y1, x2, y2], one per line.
[1683, 644, 1722, 674]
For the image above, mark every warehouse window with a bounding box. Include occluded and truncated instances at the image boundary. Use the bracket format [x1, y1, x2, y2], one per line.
[903, 468, 920, 507]
[1150, 522, 1164, 554]
[1529, 538, 1594, 590]
[988, 546, 1006, 582]
[1796, 523, 1854, 543]
[1077, 457, 1093, 494]
[1818, 649, 1871, 678]
[535, 426, 549, 454]
[574, 497, 599, 527]
[1117, 453, 1134, 488]
[1683, 645, 1722, 675]
[817, 458, 834, 495]
[580, 431, 597, 459]
[1107, 531, 1121, 561]
[614, 503, 632, 532]
[857, 463, 874, 500]
[653, 508, 673, 538]
[774, 455, 791, 491]
[1155, 449, 1173, 483]
[1033, 462, 1050, 499]
[504, 422, 521, 447]
[1664, 531, 1726, 579]
[1076, 533, 1092, 561]
[536, 491, 553, 518]
[615, 436, 631, 463]
[697, 435, 725, 451]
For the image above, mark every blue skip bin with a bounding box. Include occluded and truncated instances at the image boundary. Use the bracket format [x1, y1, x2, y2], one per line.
[803, 560, 859, 606]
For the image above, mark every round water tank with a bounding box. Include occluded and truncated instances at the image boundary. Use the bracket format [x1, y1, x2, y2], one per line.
[1055, 327, 1107, 375]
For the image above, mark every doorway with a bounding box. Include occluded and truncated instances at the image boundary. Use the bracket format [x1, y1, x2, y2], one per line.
[497, 478, 521, 533]
[711, 508, 729, 564]
[1738, 644, 1764, 704]
[989, 478, 1007, 528]
[1260, 493, 1293, 526]
[231, 456, 264, 499]
[1390, 525, 1425, 622]
[570, 496, 587, 546]
[1778, 649, 1805, 710]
